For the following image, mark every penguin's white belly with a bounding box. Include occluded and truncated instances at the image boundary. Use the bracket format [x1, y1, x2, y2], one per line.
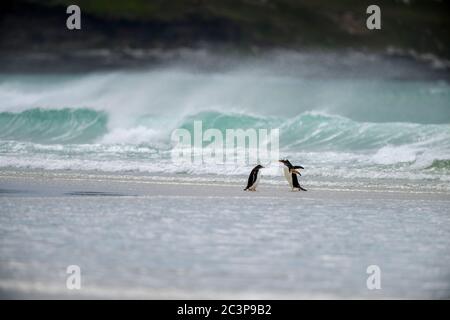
[283, 168, 293, 188]
[250, 171, 261, 190]
[255, 171, 261, 186]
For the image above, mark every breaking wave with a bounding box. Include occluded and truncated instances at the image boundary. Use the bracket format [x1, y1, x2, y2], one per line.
[0, 60, 449, 180]
[0, 108, 449, 179]
[0, 108, 449, 150]
[0, 108, 107, 143]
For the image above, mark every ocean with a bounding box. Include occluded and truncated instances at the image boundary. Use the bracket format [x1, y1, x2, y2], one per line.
[1, 52, 449, 184]
[0, 51, 449, 298]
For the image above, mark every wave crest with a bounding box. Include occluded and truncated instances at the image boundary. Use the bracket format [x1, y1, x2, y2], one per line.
[0, 108, 107, 143]
[1, 108, 450, 151]
[0, 108, 449, 175]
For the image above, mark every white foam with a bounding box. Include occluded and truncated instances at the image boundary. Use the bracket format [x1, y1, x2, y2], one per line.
[99, 126, 160, 145]
[372, 145, 419, 165]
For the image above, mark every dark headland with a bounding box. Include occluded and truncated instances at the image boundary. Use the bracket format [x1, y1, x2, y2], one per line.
[1, 0, 449, 72]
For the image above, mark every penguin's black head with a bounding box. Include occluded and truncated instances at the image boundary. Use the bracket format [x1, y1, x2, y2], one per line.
[255, 164, 264, 170]
[278, 159, 290, 167]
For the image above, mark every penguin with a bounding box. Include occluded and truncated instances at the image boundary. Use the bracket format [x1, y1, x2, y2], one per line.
[279, 159, 307, 191]
[244, 164, 264, 191]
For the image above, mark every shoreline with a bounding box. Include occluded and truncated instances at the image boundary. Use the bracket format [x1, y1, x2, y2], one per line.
[3, 0, 449, 65]
[1, 168, 449, 200]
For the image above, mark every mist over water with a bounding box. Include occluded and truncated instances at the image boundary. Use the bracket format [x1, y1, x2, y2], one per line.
[0, 51, 449, 182]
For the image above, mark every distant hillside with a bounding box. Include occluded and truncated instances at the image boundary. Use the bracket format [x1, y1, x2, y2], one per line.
[1, 0, 449, 69]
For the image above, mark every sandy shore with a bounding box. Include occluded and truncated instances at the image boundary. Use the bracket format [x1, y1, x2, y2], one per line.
[1, 169, 448, 201]
[1, 169, 450, 299]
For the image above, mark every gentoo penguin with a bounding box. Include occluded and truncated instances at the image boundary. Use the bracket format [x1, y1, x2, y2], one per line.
[279, 159, 307, 191]
[244, 165, 264, 191]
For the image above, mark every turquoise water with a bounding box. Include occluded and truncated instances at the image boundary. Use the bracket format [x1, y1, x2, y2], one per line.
[0, 59, 449, 183]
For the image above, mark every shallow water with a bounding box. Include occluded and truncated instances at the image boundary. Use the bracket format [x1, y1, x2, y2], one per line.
[0, 171, 449, 299]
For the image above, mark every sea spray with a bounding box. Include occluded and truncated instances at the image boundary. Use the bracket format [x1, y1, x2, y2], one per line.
[0, 55, 449, 181]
